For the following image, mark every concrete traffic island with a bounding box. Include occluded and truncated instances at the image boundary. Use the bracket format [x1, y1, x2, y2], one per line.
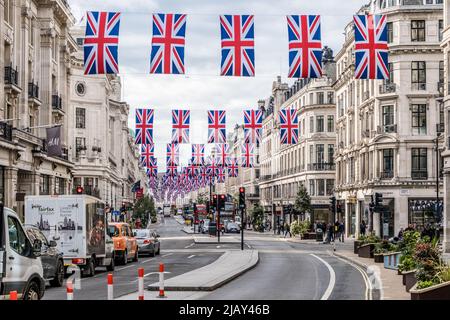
[193, 235, 240, 244]
[147, 250, 259, 291]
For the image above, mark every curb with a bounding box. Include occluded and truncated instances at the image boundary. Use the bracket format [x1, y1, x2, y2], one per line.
[332, 251, 370, 270]
[147, 250, 259, 291]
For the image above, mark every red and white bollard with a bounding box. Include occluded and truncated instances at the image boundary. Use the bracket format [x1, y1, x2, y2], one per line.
[158, 263, 165, 298]
[138, 268, 144, 300]
[107, 274, 114, 300]
[66, 281, 74, 300]
[9, 291, 17, 300]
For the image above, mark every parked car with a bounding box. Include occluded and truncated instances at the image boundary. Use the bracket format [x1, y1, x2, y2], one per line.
[24, 225, 64, 287]
[107, 223, 138, 265]
[225, 222, 240, 234]
[135, 229, 161, 256]
[1, 206, 45, 300]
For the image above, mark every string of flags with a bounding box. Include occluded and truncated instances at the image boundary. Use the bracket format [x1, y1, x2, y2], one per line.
[83, 11, 389, 80]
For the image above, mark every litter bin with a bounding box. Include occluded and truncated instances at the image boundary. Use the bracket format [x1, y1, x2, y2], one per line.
[208, 224, 217, 236]
[316, 228, 323, 242]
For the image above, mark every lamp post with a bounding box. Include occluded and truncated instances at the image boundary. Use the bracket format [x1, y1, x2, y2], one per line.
[434, 132, 443, 235]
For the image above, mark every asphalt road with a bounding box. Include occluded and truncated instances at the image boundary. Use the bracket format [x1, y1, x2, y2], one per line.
[43, 217, 221, 300]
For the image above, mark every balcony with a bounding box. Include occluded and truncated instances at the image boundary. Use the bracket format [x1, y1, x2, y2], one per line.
[380, 171, 394, 179]
[436, 123, 445, 134]
[0, 122, 13, 141]
[28, 82, 39, 100]
[377, 124, 397, 134]
[4, 65, 19, 86]
[411, 170, 428, 180]
[307, 163, 336, 171]
[52, 94, 63, 110]
[379, 83, 396, 95]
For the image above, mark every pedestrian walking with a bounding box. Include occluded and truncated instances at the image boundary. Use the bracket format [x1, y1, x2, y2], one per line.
[339, 221, 345, 242]
[327, 223, 334, 243]
[360, 220, 367, 236]
[284, 222, 291, 238]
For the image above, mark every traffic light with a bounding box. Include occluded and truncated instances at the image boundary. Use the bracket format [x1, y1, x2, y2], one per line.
[218, 194, 226, 211]
[76, 186, 83, 194]
[212, 194, 218, 210]
[239, 187, 246, 209]
[329, 196, 336, 214]
[375, 193, 383, 209]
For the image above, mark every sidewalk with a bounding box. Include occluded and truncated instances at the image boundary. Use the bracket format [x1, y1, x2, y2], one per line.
[332, 242, 410, 300]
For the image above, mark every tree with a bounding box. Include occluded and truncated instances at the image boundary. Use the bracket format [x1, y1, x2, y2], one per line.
[196, 192, 208, 205]
[133, 195, 156, 227]
[251, 203, 265, 231]
[294, 184, 312, 220]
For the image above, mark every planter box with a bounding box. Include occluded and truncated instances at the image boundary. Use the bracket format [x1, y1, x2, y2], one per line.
[374, 254, 384, 263]
[358, 243, 375, 258]
[410, 281, 450, 300]
[383, 252, 402, 270]
[401, 270, 417, 293]
[354, 240, 362, 254]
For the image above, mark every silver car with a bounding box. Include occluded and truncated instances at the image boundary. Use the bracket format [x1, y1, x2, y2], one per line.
[135, 229, 160, 257]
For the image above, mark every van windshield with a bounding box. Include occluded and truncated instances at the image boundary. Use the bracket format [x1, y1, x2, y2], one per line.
[107, 226, 119, 237]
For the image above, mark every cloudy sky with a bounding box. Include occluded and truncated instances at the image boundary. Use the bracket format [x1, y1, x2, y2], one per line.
[69, 0, 367, 171]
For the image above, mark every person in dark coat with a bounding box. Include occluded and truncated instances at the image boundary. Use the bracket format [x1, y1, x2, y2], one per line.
[360, 220, 367, 236]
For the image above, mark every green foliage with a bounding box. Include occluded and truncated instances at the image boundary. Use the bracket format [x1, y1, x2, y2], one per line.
[436, 265, 450, 284]
[294, 185, 311, 215]
[133, 195, 156, 227]
[251, 203, 265, 231]
[374, 240, 398, 254]
[361, 234, 381, 244]
[414, 240, 442, 287]
[398, 256, 416, 273]
[196, 192, 208, 205]
[417, 280, 435, 290]
[290, 220, 311, 237]
[397, 231, 421, 272]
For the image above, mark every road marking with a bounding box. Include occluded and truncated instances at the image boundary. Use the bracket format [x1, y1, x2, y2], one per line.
[116, 264, 136, 271]
[216, 246, 221, 248]
[187, 255, 195, 259]
[184, 243, 195, 249]
[140, 258, 154, 264]
[162, 253, 173, 258]
[310, 254, 336, 300]
[332, 254, 372, 300]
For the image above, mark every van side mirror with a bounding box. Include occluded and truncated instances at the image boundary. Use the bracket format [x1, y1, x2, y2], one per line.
[32, 240, 42, 257]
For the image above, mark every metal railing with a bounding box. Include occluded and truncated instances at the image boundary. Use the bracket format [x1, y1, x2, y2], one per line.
[52, 94, 62, 110]
[377, 124, 397, 134]
[411, 170, 428, 180]
[379, 83, 396, 94]
[28, 81, 39, 99]
[0, 122, 13, 141]
[380, 171, 394, 179]
[4, 65, 19, 86]
[307, 163, 336, 171]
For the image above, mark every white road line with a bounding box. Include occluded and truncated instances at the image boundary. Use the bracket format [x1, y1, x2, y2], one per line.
[333, 255, 372, 300]
[310, 254, 336, 300]
[161, 253, 173, 258]
[187, 255, 195, 259]
[140, 258, 154, 264]
[116, 264, 136, 271]
[184, 243, 195, 249]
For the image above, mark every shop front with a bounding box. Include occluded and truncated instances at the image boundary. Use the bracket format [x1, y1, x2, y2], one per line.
[408, 198, 443, 232]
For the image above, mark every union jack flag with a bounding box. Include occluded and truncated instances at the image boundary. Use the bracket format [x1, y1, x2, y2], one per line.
[186, 160, 198, 177]
[172, 110, 190, 143]
[279, 108, 299, 144]
[166, 162, 178, 176]
[191, 144, 205, 166]
[353, 15, 389, 80]
[135, 109, 154, 145]
[244, 110, 263, 144]
[166, 143, 179, 166]
[287, 15, 322, 79]
[215, 144, 230, 167]
[207, 161, 218, 178]
[216, 166, 226, 183]
[199, 166, 209, 186]
[220, 15, 255, 77]
[150, 14, 187, 74]
[207, 110, 226, 143]
[140, 144, 155, 167]
[146, 157, 158, 177]
[228, 158, 239, 177]
[84, 12, 121, 75]
[241, 144, 255, 168]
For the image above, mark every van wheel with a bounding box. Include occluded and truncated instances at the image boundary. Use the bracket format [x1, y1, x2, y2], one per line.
[50, 260, 64, 287]
[133, 249, 139, 262]
[106, 254, 115, 271]
[156, 245, 160, 255]
[23, 281, 41, 300]
[86, 259, 95, 277]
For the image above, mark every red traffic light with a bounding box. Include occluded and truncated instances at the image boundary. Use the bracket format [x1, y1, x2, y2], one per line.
[213, 194, 218, 199]
[76, 186, 84, 194]
[220, 194, 225, 199]
[239, 187, 245, 193]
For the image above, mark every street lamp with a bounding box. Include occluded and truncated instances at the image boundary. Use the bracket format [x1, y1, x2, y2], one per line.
[434, 131, 443, 235]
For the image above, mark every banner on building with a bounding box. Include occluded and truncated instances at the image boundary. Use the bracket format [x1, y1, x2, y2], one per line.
[46, 126, 62, 157]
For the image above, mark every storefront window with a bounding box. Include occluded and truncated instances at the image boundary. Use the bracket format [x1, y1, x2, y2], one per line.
[408, 199, 439, 231]
[39, 175, 50, 195]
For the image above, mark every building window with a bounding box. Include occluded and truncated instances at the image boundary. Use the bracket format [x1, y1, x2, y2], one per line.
[328, 144, 334, 164]
[411, 20, 425, 42]
[382, 105, 395, 133]
[309, 145, 314, 165]
[77, 38, 84, 46]
[387, 22, 393, 43]
[40, 175, 50, 195]
[316, 144, 324, 164]
[317, 92, 324, 104]
[411, 61, 426, 90]
[5, 0, 13, 25]
[316, 116, 324, 132]
[54, 177, 65, 195]
[439, 60, 444, 84]
[327, 115, 334, 132]
[309, 116, 314, 133]
[387, 63, 394, 84]
[411, 148, 428, 180]
[76, 137, 86, 158]
[439, 20, 443, 42]
[309, 180, 315, 196]
[302, 118, 305, 135]
[411, 104, 427, 135]
[382, 149, 394, 178]
[76, 108, 86, 129]
[317, 179, 325, 196]
[327, 92, 334, 104]
[326, 179, 334, 196]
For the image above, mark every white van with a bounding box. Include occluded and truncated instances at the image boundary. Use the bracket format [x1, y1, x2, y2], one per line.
[1, 205, 45, 300]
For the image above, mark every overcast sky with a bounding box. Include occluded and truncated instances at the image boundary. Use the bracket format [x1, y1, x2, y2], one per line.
[68, 0, 367, 171]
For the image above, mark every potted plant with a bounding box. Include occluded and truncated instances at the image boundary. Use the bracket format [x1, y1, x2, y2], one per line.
[373, 240, 397, 263]
[358, 234, 380, 259]
[397, 231, 420, 290]
[354, 235, 366, 254]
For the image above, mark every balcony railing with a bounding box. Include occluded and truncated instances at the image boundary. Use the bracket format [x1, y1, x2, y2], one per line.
[377, 124, 397, 134]
[307, 163, 336, 171]
[412, 83, 426, 91]
[379, 83, 396, 94]
[0, 122, 13, 141]
[411, 170, 428, 180]
[28, 81, 39, 99]
[380, 171, 394, 179]
[4, 65, 19, 86]
[52, 94, 62, 110]
[436, 123, 445, 134]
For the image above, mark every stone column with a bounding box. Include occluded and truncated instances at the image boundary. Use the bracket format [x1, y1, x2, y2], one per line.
[31, 173, 40, 195]
[4, 167, 18, 213]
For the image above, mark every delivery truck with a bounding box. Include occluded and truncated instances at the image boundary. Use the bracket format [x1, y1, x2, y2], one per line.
[24, 195, 114, 277]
